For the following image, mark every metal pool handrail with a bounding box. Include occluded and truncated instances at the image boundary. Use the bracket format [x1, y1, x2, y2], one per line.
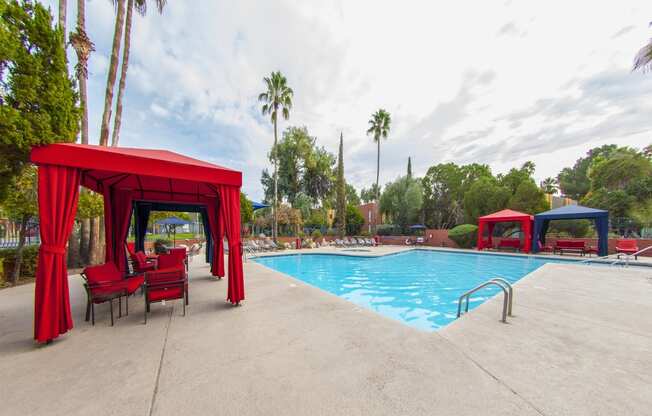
[490, 278, 513, 316]
[457, 280, 510, 323]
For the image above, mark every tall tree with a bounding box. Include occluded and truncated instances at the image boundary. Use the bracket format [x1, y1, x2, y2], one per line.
[111, 0, 166, 146]
[258, 71, 294, 241]
[58, 0, 66, 44]
[360, 184, 380, 203]
[70, 0, 94, 144]
[633, 22, 652, 72]
[379, 175, 423, 232]
[366, 109, 391, 205]
[335, 133, 346, 238]
[99, 0, 127, 146]
[0, 0, 80, 199]
[407, 156, 412, 178]
[540, 177, 558, 195]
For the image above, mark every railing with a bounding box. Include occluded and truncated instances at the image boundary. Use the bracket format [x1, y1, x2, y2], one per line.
[457, 278, 513, 323]
[579, 245, 652, 267]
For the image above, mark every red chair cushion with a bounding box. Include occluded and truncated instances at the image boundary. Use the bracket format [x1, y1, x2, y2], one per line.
[157, 253, 185, 270]
[125, 275, 145, 294]
[84, 263, 122, 284]
[148, 287, 184, 302]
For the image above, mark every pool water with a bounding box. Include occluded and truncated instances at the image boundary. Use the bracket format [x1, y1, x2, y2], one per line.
[253, 249, 570, 331]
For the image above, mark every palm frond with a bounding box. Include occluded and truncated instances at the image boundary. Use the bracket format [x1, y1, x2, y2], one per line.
[282, 107, 290, 120]
[633, 40, 652, 72]
[258, 92, 269, 102]
[134, 0, 147, 15]
[155, 0, 167, 13]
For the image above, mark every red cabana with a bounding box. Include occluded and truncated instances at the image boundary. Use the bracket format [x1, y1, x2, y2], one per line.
[477, 209, 533, 253]
[30, 143, 244, 343]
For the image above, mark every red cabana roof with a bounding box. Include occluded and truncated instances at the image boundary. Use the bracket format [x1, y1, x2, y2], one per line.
[31, 143, 242, 195]
[478, 209, 533, 222]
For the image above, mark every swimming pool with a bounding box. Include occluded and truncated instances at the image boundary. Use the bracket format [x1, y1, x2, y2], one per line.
[253, 249, 571, 331]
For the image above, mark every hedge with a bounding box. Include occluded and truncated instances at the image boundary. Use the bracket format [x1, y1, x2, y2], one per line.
[448, 224, 478, 248]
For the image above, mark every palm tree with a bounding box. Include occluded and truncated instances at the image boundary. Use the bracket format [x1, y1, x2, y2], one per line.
[111, 0, 166, 147]
[366, 109, 391, 203]
[258, 71, 293, 241]
[633, 23, 652, 72]
[99, 0, 127, 146]
[59, 1, 67, 44]
[70, 0, 95, 145]
[540, 177, 557, 195]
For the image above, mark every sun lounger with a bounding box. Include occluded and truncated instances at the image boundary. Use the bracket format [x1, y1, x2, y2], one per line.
[616, 239, 639, 259]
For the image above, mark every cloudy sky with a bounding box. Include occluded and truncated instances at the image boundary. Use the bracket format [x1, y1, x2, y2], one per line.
[49, 0, 652, 201]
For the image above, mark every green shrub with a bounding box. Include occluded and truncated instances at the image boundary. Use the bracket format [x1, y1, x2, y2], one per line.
[154, 239, 172, 254]
[376, 224, 401, 236]
[448, 224, 478, 248]
[548, 219, 592, 238]
[311, 229, 322, 239]
[0, 245, 39, 281]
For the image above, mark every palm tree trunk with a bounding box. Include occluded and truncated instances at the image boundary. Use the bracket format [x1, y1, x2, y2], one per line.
[272, 119, 278, 242]
[111, 0, 133, 147]
[77, 0, 89, 144]
[59, 0, 67, 45]
[89, 216, 100, 265]
[80, 218, 90, 264]
[375, 138, 380, 232]
[99, 0, 126, 146]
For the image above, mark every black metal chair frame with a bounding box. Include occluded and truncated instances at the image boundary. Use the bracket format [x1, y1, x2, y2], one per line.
[143, 271, 187, 324]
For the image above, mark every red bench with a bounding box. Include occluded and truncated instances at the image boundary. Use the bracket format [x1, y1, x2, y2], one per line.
[554, 240, 586, 256]
[497, 238, 521, 252]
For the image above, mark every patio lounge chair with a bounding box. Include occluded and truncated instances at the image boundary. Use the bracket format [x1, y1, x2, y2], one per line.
[616, 239, 639, 259]
[143, 252, 188, 323]
[81, 263, 144, 326]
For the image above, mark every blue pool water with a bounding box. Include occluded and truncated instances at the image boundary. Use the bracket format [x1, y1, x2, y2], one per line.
[253, 249, 571, 331]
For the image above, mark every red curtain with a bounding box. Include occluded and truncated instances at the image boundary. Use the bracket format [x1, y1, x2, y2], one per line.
[218, 185, 244, 304]
[477, 220, 485, 250]
[34, 165, 81, 343]
[205, 197, 225, 277]
[103, 188, 133, 272]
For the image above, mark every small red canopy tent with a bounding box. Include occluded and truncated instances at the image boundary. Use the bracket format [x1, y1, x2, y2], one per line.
[30, 143, 244, 343]
[476, 209, 533, 253]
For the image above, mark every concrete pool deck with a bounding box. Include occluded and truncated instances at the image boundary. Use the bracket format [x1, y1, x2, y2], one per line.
[0, 246, 650, 415]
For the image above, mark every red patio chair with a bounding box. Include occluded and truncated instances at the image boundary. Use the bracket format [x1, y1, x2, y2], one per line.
[130, 250, 157, 273]
[81, 263, 145, 326]
[616, 239, 639, 259]
[126, 242, 158, 260]
[143, 249, 188, 322]
[143, 263, 187, 323]
[167, 247, 188, 271]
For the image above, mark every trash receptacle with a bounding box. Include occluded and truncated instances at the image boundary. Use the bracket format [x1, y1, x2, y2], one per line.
[296, 238, 301, 249]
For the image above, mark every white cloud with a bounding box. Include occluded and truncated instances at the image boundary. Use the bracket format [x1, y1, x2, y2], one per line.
[48, 0, 652, 200]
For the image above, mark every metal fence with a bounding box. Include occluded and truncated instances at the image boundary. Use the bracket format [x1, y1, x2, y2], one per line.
[0, 221, 40, 249]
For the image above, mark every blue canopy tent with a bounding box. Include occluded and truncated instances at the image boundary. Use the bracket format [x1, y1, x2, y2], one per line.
[532, 205, 609, 256]
[155, 216, 191, 246]
[252, 201, 269, 211]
